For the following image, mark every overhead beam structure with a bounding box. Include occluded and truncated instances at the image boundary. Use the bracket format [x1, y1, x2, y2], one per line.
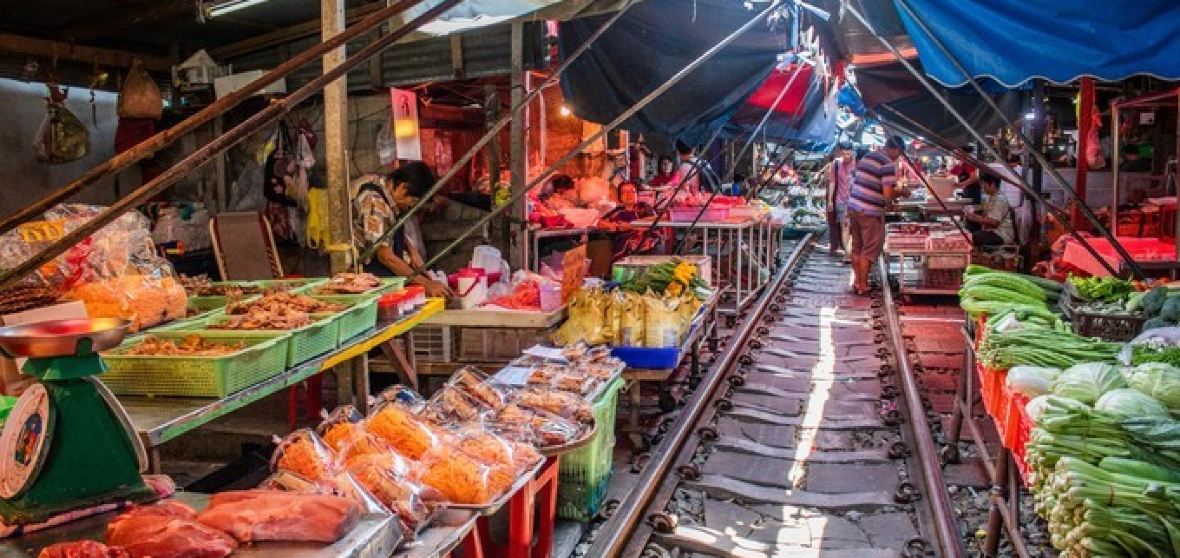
[0, 32, 172, 72]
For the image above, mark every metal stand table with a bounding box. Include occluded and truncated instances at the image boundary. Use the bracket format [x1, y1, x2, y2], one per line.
[885, 247, 971, 297]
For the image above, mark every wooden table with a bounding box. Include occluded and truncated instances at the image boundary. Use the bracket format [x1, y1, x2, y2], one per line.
[120, 299, 443, 472]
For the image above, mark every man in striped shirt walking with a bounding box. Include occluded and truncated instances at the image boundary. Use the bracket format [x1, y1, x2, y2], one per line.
[847, 136, 906, 295]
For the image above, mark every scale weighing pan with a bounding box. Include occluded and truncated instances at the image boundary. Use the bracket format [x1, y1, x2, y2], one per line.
[0, 318, 130, 359]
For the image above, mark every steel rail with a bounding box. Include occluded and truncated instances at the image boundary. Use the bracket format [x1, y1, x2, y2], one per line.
[892, 0, 1143, 279]
[0, 0, 462, 289]
[588, 233, 815, 558]
[878, 255, 967, 558]
[0, 0, 426, 237]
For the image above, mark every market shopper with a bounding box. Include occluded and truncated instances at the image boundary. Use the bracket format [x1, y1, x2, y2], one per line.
[847, 137, 907, 295]
[353, 162, 451, 297]
[964, 174, 1017, 248]
[825, 142, 855, 257]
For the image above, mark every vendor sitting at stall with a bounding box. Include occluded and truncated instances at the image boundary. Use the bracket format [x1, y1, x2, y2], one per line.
[539, 174, 581, 212]
[964, 174, 1016, 248]
[353, 162, 451, 297]
[601, 180, 663, 258]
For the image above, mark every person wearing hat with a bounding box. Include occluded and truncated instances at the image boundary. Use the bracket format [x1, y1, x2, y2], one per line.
[846, 136, 908, 295]
[352, 162, 451, 297]
[825, 141, 856, 257]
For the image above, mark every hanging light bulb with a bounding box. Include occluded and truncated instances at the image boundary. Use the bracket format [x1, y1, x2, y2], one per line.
[559, 105, 572, 117]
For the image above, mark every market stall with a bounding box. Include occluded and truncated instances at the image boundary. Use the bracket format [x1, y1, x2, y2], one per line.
[947, 264, 1180, 556]
[884, 222, 973, 296]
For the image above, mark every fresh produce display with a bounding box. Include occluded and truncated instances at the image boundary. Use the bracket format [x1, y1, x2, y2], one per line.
[124, 335, 244, 357]
[1005, 366, 1061, 398]
[1068, 275, 1135, 303]
[978, 321, 1119, 370]
[620, 260, 711, 301]
[959, 266, 1064, 324]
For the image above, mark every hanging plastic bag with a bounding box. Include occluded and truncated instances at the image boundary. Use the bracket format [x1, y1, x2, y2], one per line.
[377, 118, 397, 167]
[33, 90, 90, 164]
[116, 59, 163, 120]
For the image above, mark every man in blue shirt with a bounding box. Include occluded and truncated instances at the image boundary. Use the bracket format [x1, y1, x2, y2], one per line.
[847, 137, 906, 295]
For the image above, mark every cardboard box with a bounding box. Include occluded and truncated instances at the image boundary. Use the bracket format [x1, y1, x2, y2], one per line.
[0, 301, 87, 395]
[214, 70, 286, 100]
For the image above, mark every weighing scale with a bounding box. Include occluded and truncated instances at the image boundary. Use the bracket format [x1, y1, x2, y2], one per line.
[0, 318, 153, 525]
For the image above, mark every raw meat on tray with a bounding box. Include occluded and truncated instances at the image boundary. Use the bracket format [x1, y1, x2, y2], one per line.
[196, 490, 360, 544]
[106, 502, 237, 558]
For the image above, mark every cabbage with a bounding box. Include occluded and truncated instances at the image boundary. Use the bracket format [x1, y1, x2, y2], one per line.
[1025, 394, 1052, 420]
[1051, 362, 1127, 405]
[1123, 362, 1180, 411]
[1094, 388, 1169, 419]
[1006, 366, 1061, 397]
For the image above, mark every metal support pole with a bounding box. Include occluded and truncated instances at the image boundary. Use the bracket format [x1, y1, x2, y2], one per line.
[322, 0, 352, 274]
[509, 21, 527, 270]
[414, 0, 788, 278]
[890, 0, 1143, 278]
[1079, 77, 1095, 228]
[0, 0, 425, 237]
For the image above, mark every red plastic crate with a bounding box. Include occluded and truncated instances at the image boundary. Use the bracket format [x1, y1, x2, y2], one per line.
[980, 365, 1008, 417]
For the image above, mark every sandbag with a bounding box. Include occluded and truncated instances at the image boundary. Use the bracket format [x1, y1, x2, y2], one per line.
[117, 59, 163, 120]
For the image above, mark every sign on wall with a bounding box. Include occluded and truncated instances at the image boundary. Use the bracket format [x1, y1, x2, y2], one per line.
[390, 88, 422, 161]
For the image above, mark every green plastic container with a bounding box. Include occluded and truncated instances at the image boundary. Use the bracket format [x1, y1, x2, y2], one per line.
[100, 331, 290, 397]
[557, 378, 623, 521]
[262, 278, 326, 294]
[200, 313, 340, 367]
[305, 277, 405, 297]
[0, 395, 17, 426]
[314, 295, 379, 345]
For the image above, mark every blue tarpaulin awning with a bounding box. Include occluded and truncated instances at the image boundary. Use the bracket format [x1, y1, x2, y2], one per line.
[893, 0, 1180, 87]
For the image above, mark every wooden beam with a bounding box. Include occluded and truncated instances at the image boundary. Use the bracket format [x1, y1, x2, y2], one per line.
[212, 2, 384, 60]
[0, 32, 171, 72]
[322, 0, 352, 274]
[56, 0, 193, 43]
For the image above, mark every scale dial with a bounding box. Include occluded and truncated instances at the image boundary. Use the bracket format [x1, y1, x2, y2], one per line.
[0, 384, 53, 498]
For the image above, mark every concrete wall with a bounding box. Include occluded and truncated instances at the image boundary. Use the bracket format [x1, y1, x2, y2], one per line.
[0, 78, 140, 219]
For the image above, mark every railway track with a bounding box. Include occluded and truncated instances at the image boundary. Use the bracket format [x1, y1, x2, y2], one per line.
[584, 235, 968, 558]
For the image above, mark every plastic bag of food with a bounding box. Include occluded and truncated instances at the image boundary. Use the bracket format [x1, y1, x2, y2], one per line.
[66, 275, 186, 332]
[447, 367, 506, 410]
[375, 384, 427, 413]
[366, 403, 441, 460]
[644, 294, 683, 348]
[420, 386, 490, 425]
[336, 432, 413, 477]
[317, 406, 366, 452]
[346, 461, 436, 536]
[494, 403, 582, 449]
[679, 293, 702, 328]
[615, 291, 645, 347]
[271, 429, 335, 481]
[259, 470, 385, 516]
[584, 358, 624, 381]
[526, 363, 568, 387]
[551, 373, 597, 395]
[417, 444, 514, 505]
[561, 342, 590, 361]
[552, 289, 609, 346]
[451, 423, 542, 474]
[515, 387, 594, 424]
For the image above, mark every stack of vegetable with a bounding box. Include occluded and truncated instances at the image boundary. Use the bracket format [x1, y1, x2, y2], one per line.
[978, 325, 1120, 370]
[1023, 359, 1180, 557]
[1131, 286, 1180, 332]
[959, 265, 1063, 323]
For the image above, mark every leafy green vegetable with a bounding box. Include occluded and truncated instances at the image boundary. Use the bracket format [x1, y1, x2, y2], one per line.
[1124, 362, 1180, 411]
[1163, 297, 1180, 322]
[1142, 316, 1172, 333]
[1095, 388, 1170, 419]
[1142, 287, 1168, 316]
[1051, 362, 1127, 405]
[1006, 365, 1060, 397]
[1131, 345, 1180, 368]
[1069, 275, 1134, 303]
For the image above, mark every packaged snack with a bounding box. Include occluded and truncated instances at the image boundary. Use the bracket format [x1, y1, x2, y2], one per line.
[420, 386, 489, 425]
[551, 373, 597, 395]
[494, 404, 582, 449]
[346, 462, 435, 536]
[643, 294, 682, 348]
[336, 433, 412, 478]
[376, 384, 427, 413]
[417, 445, 513, 506]
[448, 367, 506, 410]
[317, 406, 366, 452]
[452, 423, 541, 473]
[366, 404, 440, 460]
[271, 429, 335, 481]
[515, 387, 594, 424]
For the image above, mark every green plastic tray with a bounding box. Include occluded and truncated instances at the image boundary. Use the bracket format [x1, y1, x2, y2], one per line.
[557, 378, 623, 521]
[262, 278, 326, 294]
[313, 295, 379, 345]
[200, 313, 339, 367]
[100, 331, 290, 398]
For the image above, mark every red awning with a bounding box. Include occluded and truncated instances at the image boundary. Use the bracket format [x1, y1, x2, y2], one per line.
[744, 64, 815, 117]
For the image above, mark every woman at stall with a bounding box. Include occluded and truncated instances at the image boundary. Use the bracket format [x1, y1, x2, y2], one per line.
[649, 156, 677, 190]
[353, 162, 451, 297]
[599, 180, 659, 257]
[964, 174, 1016, 248]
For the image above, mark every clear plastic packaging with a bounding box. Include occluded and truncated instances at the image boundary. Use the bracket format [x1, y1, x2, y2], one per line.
[514, 387, 594, 425]
[270, 429, 335, 481]
[345, 461, 436, 537]
[420, 386, 490, 425]
[417, 444, 513, 506]
[375, 384, 427, 413]
[317, 405, 366, 452]
[448, 367, 507, 410]
[493, 403, 583, 449]
[366, 403, 441, 460]
[336, 433, 413, 478]
[453, 423, 541, 474]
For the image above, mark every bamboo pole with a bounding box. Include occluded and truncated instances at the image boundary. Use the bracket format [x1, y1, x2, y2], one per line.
[0, 0, 425, 238]
[0, 0, 460, 289]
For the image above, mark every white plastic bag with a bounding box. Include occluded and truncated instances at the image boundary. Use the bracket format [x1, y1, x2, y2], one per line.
[377, 119, 397, 167]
